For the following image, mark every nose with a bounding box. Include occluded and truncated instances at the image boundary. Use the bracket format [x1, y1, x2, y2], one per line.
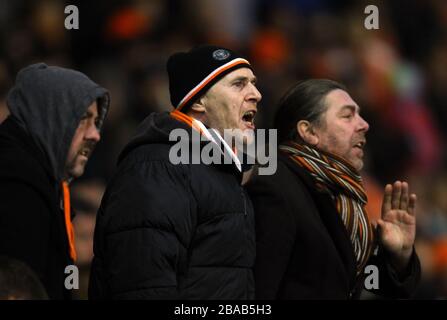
[358, 115, 369, 132]
[247, 83, 262, 103]
[85, 123, 101, 143]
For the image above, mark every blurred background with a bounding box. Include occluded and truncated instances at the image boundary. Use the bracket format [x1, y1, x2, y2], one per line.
[0, 0, 446, 299]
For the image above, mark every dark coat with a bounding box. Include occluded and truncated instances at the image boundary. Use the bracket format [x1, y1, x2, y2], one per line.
[0, 118, 72, 299]
[0, 63, 109, 299]
[89, 112, 255, 300]
[246, 153, 421, 299]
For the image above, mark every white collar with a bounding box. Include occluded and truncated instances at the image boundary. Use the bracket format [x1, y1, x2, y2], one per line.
[192, 118, 242, 172]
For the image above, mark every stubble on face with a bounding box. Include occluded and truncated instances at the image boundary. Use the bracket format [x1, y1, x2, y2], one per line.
[65, 139, 96, 178]
[64, 102, 100, 180]
[199, 68, 261, 148]
[321, 128, 364, 170]
[313, 90, 368, 171]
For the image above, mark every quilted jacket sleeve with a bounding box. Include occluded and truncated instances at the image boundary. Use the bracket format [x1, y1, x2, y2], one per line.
[89, 159, 196, 299]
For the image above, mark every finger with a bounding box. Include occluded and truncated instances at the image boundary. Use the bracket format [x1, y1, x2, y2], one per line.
[400, 181, 409, 211]
[402, 210, 416, 225]
[391, 181, 401, 210]
[408, 194, 417, 217]
[381, 184, 393, 216]
[398, 210, 407, 222]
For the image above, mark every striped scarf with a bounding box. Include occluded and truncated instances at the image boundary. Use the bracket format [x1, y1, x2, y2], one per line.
[279, 141, 375, 274]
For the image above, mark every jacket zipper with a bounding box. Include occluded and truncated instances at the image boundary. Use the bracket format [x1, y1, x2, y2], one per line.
[241, 187, 247, 216]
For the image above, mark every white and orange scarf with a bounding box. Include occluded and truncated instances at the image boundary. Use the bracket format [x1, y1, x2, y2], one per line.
[170, 109, 242, 172]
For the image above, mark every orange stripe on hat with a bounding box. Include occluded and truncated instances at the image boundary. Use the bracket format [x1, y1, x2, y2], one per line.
[62, 181, 77, 261]
[176, 58, 250, 111]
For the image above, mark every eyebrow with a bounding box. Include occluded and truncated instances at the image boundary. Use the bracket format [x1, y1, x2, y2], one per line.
[230, 75, 257, 83]
[338, 105, 360, 113]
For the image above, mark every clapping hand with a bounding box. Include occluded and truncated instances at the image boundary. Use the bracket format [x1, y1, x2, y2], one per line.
[377, 181, 416, 272]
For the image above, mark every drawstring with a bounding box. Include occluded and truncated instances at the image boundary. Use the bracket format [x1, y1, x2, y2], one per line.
[62, 181, 77, 261]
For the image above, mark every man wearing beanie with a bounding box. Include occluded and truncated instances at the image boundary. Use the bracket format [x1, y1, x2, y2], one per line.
[89, 45, 262, 299]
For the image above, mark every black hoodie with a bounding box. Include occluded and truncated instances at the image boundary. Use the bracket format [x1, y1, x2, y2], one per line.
[89, 112, 255, 299]
[0, 63, 109, 299]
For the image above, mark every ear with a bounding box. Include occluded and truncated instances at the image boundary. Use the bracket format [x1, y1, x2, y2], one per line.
[297, 120, 319, 145]
[189, 96, 206, 113]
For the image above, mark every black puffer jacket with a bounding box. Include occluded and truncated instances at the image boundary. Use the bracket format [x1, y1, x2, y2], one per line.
[89, 112, 255, 299]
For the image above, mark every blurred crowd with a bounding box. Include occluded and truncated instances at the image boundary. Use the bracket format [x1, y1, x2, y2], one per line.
[0, 0, 446, 299]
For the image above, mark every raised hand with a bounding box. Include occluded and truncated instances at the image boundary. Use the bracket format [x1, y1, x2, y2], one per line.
[377, 181, 416, 271]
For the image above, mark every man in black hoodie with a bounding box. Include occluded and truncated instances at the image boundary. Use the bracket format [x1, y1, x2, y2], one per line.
[0, 63, 109, 299]
[89, 45, 262, 299]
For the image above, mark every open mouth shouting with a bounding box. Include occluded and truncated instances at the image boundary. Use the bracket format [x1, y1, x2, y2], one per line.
[353, 140, 366, 158]
[354, 140, 365, 149]
[79, 147, 92, 159]
[242, 110, 256, 130]
[353, 140, 366, 150]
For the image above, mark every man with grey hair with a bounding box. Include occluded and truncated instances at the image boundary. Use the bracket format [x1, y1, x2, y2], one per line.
[89, 45, 261, 299]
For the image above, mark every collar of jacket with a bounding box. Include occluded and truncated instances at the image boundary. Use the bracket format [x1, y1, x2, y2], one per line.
[171, 110, 250, 178]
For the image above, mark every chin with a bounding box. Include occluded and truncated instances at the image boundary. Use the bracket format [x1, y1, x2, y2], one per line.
[235, 131, 255, 148]
[244, 134, 255, 146]
[352, 160, 363, 171]
[69, 169, 84, 179]
[69, 164, 86, 179]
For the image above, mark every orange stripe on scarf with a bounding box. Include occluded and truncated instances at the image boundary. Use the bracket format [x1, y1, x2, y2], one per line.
[170, 109, 204, 135]
[279, 141, 375, 274]
[62, 181, 77, 261]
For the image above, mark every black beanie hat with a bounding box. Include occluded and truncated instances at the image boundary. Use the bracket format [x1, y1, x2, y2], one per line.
[167, 45, 252, 112]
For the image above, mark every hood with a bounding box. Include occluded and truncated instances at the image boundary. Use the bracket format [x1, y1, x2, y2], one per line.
[118, 111, 189, 164]
[6, 63, 110, 182]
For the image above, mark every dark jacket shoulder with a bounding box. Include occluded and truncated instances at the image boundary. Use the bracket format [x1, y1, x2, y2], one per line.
[0, 117, 71, 299]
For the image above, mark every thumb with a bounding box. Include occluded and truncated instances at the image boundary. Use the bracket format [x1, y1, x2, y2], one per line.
[376, 219, 387, 235]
